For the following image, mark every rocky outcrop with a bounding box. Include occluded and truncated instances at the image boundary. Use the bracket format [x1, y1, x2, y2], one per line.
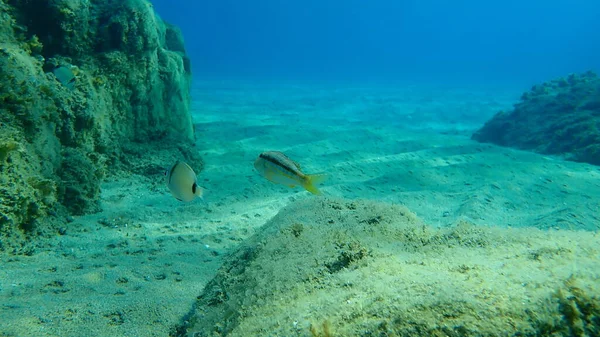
[0, 0, 201, 253]
[174, 198, 600, 337]
[472, 71, 600, 165]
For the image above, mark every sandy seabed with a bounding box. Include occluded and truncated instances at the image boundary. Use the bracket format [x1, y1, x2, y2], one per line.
[1, 80, 598, 337]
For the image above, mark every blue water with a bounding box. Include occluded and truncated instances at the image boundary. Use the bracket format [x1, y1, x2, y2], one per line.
[1, 2, 599, 336]
[152, 0, 600, 85]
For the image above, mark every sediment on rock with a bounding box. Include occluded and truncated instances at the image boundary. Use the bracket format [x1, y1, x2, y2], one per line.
[173, 198, 600, 337]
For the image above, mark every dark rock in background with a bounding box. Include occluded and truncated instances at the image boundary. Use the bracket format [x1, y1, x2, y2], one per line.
[0, 0, 202, 253]
[472, 71, 600, 166]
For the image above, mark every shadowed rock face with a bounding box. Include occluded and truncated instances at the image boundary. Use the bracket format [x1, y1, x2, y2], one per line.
[472, 71, 600, 166]
[0, 0, 201, 253]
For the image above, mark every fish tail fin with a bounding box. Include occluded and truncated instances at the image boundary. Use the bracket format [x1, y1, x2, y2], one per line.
[303, 173, 329, 195]
[195, 186, 204, 199]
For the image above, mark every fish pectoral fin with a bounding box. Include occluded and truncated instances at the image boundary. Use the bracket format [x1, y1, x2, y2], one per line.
[265, 172, 276, 182]
[287, 184, 296, 188]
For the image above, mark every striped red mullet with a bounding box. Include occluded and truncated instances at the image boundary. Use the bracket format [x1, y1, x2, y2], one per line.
[254, 151, 328, 195]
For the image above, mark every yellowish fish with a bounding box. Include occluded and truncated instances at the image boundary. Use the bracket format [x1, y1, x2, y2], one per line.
[165, 161, 203, 202]
[254, 151, 328, 195]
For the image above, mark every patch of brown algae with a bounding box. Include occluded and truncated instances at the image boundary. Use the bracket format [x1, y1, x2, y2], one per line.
[175, 197, 600, 337]
[0, 0, 201, 253]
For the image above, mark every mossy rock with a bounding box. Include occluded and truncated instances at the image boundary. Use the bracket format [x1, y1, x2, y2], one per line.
[176, 198, 600, 337]
[58, 148, 103, 215]
[473, 71, 600, 166]
[0, 0, 199, 252]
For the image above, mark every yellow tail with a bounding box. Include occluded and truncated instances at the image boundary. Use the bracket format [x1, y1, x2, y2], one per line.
[303, 173, 329, 195]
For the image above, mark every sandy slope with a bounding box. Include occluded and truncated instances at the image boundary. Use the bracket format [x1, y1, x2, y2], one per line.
[1, 81, 598, 337]
[193, 80, 600, 231]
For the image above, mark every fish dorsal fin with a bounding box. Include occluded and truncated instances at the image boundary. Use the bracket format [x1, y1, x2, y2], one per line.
[179, 162, 197, 181]
[167, 161, 180, 185]
[276, 151, 302, 170]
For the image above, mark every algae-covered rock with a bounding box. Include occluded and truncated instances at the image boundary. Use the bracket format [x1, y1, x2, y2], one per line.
[58, 148, 103, 215]
[0, 0, 199, 252]
[174, 198, 600, 337]
[472, 71, 600, 166]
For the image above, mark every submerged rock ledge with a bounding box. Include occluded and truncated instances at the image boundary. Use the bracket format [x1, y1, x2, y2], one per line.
[174, 197, 600, 337]
[0, 0, 201, 253]
[472, 71, 600, 166]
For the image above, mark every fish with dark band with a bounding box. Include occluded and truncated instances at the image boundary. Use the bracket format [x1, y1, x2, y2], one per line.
[254, 151, 328, 195]
[165, 161, 203, 202]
